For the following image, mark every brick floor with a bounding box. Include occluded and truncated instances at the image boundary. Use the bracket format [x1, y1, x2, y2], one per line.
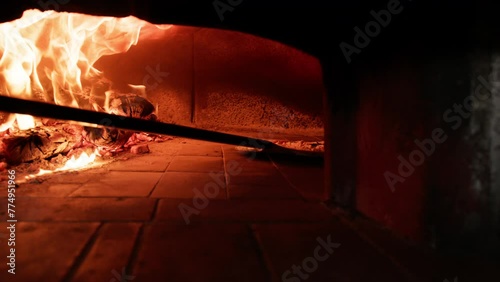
[107, 155, 173, 172]
[69, 171, 163, 197]
[134, 223, 269, 282]
[269, 154, 325, 201]
[177, 142, 222, 157]
[151, 171, 227, 199]
[255, 222, 410, 281]
[14, 183, 81, 197]
[0, 198, 157, 221]
[0, 137, 493, 281]
[228, 184, 302, 199]
[167, 156, 224, 173]
[155, 199, 333, 223]
[72, 223, 141, 282]
[0, 222, 99, 282]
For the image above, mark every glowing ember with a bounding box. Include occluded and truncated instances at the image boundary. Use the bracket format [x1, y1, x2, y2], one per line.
[60, 151, 97, 170]
[15, 114, 35, 130]
[0, 9, 171, 175]
[26, 150, 98, 179]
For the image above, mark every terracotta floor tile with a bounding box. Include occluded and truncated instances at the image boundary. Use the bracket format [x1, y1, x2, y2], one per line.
[15, 183, 81, 197]
[0, 222, 99, 282]
[167, 156, 223, 173]
[0, 198, 157, 221]
[255, 223, 409, 282]
[107, 155, 173, 172]
[229, 184, 301, 199]
[151, 171, 226, 199]
[72, 223, 141, 282]
[134, 223, 269, 282]
[69, 171, 162, 197]
[155, 199, 333, 223]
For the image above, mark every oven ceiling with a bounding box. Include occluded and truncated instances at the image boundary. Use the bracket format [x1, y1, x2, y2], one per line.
[1, 0, 472, 64]
[2, 0, 347, 59]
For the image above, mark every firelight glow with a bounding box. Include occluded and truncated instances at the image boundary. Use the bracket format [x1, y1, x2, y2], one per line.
[14, 114, 35, 130]
[0, 9, 171, 174]
[0, 9, 171, 130]
[26, 150, 98, 180]
[0, 9, 143, 107]
[60, 150, 97, 170]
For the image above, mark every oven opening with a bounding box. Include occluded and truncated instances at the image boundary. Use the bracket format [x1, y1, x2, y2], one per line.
[0, 9, 324, 180]
[0, 10, 329, 281]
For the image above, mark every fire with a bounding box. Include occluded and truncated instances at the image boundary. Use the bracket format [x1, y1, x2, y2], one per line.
[0, 9, 171, 174]
[15, 114, 35, 130]
[0, 9, 171, 129]
[26, 150, 98, 179]
[60, 150, 97, 170]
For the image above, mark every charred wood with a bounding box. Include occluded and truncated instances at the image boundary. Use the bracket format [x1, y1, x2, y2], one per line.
[1, 128, 77, 165]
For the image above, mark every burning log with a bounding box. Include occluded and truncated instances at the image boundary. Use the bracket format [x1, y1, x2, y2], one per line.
[83, 127, 133, 149]
[106, 93, 157, 121]
[83, 93, 157, 150]
[0, 93, 164, 166]
[1, 128, 78, 165]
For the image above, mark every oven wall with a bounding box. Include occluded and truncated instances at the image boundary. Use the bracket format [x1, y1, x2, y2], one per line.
[95, 26, 325, 134]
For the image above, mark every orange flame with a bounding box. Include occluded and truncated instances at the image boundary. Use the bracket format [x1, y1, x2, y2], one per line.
[26, 150, 98, 179]
[0, 9, 171, 130]
[60, 150, 97, 170]
[1, 10, 172, 174]
[15, 114, 35, 130]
